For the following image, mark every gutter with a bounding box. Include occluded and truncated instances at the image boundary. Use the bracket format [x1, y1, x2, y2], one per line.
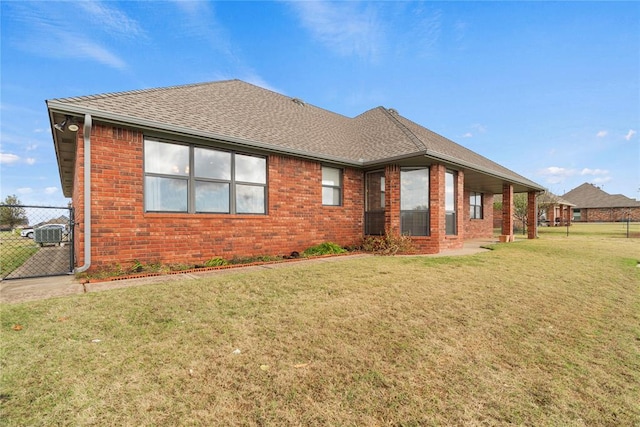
[75, 114, 92, 273]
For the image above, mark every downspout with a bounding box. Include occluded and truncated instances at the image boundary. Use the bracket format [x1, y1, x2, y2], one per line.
[75, 114, 92, 273]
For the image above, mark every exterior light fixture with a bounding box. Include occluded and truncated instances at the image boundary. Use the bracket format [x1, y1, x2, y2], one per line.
[54, 116, 79, 132]
[53, 119, 67, 132]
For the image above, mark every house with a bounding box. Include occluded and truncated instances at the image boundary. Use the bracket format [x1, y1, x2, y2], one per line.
[562, 183, 640, 222]
[46, 80, 544, 273]
[538, 193, 576, 226]
[492, 191, 575, 230]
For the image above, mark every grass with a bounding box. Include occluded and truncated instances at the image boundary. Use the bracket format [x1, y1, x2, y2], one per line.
[0, 232, 39, 277]
[1, 225, 639, 425]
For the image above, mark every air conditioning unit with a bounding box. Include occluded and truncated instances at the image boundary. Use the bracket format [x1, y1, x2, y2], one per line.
[35, 228, 62, 244]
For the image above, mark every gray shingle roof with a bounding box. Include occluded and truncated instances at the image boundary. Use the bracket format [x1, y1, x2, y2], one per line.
[562, 183, 640, 208]
[47, 79, 544, 195]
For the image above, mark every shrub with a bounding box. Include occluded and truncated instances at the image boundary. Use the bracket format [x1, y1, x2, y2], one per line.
[204, 257, 228, 267]
[302, 242, 347, 257]
[361, 231, 415, 255]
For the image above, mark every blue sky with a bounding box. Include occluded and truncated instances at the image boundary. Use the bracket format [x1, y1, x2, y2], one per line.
[1, 1, 639, 207]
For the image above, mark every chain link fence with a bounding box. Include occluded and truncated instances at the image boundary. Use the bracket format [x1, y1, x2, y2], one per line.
[0, 205, 74, 280]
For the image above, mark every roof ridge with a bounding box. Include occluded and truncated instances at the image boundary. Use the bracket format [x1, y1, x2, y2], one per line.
[379, 107, 428, 153]
[49, 79, 240, 104]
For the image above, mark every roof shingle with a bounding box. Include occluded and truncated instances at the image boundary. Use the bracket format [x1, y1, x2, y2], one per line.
[47, 79, 544, 192]
[562, 183, 640, 208]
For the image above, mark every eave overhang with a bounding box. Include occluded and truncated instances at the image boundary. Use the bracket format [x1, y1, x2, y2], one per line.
[47, 101, 546, 198]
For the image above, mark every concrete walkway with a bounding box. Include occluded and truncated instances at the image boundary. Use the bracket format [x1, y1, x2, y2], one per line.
[0, 240, 495, 304]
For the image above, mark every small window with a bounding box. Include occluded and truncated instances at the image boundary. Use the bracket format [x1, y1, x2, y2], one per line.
[573, 209, 581, 221]
[445, 170, 457, 235]
[322, 166, 342, 206]
[470, 192, 483, 219]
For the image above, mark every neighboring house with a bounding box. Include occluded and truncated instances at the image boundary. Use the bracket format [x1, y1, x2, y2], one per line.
[562, 183, 640, 222]
[492, 191, 575, 229]
[539, 194, 576, 226]
[46, 80, 544, 272]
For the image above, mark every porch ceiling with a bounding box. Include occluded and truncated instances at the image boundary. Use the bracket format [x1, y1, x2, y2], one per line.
[462, 168, 536, 195]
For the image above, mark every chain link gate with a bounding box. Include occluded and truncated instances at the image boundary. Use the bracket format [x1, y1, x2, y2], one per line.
[0, 205, 74, 280]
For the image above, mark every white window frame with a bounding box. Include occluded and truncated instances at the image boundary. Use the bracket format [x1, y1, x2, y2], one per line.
[322, 166, 342, 206]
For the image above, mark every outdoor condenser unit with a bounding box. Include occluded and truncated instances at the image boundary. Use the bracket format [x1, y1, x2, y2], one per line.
[34, 228, 62, 244]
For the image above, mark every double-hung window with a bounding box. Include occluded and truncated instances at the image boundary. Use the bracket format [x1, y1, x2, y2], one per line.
[322, 166, 342, 206]
[470, 191, 483, 219]
[144, 139, 266, 214]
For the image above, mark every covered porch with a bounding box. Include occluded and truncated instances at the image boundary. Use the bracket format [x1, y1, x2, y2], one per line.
[363, 159, 542, 253]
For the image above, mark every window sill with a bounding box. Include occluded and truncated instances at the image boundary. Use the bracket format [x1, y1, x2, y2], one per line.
[144, 212, 267, 219]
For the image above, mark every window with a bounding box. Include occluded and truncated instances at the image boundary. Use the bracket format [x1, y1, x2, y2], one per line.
[144, 139, 266, 214]
[573, 209, 581, 221]
[470, 192, 483, 219]
[401, 168, 429, 236]
[322, 166, 342, 206]
[445, 170, 457, 235]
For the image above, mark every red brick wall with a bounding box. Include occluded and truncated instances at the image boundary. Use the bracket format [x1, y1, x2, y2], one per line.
[502, 184, 514, 236]
[527, 191, 537, 239]
[384, 164, 401, 235]
[72, 123, 514, 271]
[578, 207, 640, 222]
[463, 189, 494, 240]
[73, 124, 364, 271]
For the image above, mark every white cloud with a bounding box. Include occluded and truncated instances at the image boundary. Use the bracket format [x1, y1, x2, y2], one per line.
[10, 2, 129, 70]
[409, 4, 442, 54]
[591, 176, 612, 185]
[73, 39, 127, 70]
[44, 187, 58, 195]
[461, 124, 486, 139]
[240, 72, 282, 94]
[625, 129, 637, 141]
[540, 166, 575, 177]
[289, 2, 383, 59]
[580, 168, 609, 176]
[16, 187, 33, 194]
[1, 153, 20, 164]
[471, 123, 487, 133]
[77, 1, 145, 39]
[539, 166, 612, 185]
[596, 130, 608, 137]
[26, 158, 36, 165]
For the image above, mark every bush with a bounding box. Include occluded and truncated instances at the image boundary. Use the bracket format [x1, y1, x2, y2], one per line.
[361, 232, 415, 255]
[204, 257, 228, 267]
[302, 242, 347, 257]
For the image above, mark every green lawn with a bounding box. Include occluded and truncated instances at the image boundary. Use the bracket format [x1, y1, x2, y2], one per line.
[1, 226, 639, 425]
[0, 232, 39, 277]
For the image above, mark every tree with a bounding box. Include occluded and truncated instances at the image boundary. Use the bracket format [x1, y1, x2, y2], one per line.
[513, 193, 528, 233]
[496, 190, 558, 234]
[0, 195, 28, 229]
